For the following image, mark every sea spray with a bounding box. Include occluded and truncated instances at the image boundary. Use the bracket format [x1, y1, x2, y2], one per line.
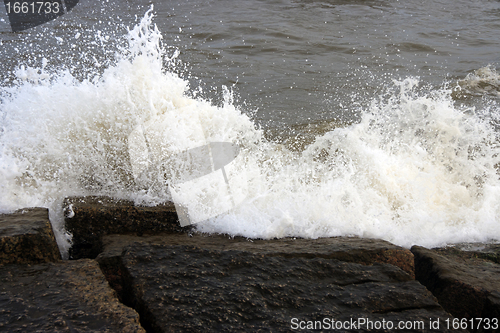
[1, 8, 500, 254]
[199, 77, 500, 248]
[0, 8, 261, 253]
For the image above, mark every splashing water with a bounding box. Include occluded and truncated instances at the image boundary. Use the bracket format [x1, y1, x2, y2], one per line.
[456, 65, 500, 98]
[1, 9, 500, 254]
[199, 77, 500, 247]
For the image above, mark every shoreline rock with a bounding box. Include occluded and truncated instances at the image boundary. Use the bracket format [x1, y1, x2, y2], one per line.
[412, 245, 500, 322]
[1, 196, 499, 332]
[0, 207, 61, 266]
[0, 259, 145, 332]
[63, 196, 190, 259]
[96, 234, 458, 332]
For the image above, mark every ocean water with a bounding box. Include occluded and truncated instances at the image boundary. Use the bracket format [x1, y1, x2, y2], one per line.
[1, 0, 500, 254]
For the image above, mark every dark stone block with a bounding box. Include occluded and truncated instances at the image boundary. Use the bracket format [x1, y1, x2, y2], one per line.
[98, 234, 461, 332]
[412, 245, 500, 331]
[97, 233, 415, 276]
[0, 208, 61, 265]
[63, 196, 190, 259]
[0, 259, 145, 332]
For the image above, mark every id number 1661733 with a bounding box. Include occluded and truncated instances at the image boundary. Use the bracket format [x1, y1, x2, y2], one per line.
[5, 2, 61, 15]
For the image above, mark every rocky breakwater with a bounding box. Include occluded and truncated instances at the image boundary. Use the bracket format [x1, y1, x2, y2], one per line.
[63, 196, 189, 259]
[412, 245, 500, 326]
[0, 196, 498, 332]
[0, 207, 145, 332]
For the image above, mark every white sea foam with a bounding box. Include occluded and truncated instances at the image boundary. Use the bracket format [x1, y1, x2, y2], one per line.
[199, 78, 500, 248]
[1, 8, 500, 254]
[457, 65, 500, 97]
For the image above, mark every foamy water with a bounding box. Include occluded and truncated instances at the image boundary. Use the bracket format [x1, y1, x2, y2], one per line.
[1, 9, 500, 254]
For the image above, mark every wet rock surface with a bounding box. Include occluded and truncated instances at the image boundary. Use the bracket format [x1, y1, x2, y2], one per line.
[97, 234, 461, 333]
[0, 259, 145, 332]
[0, 208, 61, 265]
[3, 198, 500, 332]
[63, 196, 190, 259]
[97, 233, 415, 276]
[412, 245, 500, 326]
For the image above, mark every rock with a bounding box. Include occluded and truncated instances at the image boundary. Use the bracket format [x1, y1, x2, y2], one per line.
[412, 245, 500, 323]
[0, 259, 145, 332]
[0, 208, 61, 266]
[437, 243, 500, 265]
[98, 234, 462, 332]
[97, 233, 415, 275]
[63, 196, 190, 259]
